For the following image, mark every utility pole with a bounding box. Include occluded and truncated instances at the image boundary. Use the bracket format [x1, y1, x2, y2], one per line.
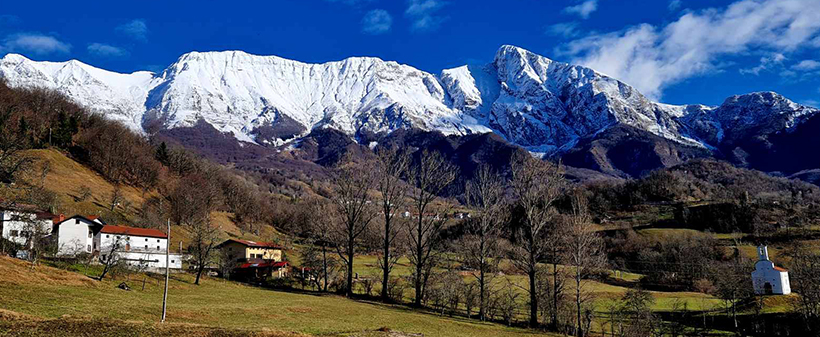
[161, 219, 170, 322]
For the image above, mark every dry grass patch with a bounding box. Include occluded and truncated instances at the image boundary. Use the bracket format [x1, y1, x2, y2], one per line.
[0, 257, 97, 287]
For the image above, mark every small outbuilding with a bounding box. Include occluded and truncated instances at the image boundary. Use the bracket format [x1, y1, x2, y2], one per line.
[751, 245, 791, 295]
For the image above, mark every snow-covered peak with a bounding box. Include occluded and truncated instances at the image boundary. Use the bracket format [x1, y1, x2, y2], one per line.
[1, 53, 32, 63]
[143, 49, 485, 144]
[0, 54, 160, 131]
[1, 46, 816, 155]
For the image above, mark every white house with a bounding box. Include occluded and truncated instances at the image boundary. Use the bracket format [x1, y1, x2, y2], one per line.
[54, 215, 105, 256]
[1, 205, 55, 247]
[97, 225, 182, 271]
[751, 245, 791, 295]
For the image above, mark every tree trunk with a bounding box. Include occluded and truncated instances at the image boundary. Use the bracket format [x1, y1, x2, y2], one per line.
[551, 260, 560, 329]
[529, 268, 538, 328]
[479, 268, 486, 321]
[528, 238, 539, 328]
[576, 271, 582, 337]
[414, 218, 424, 307]
[98, 264, 110, 281]
[382, 218, 391, 302]
[322, 244, 328, 292]
[346, 245, 354, 297]
[195, 263, 204, 285]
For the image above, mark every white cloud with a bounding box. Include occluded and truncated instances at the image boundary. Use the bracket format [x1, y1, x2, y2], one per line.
[792, 59, 820, 71]
[2, 33, 71, 55]
[406, 0, 448, 32]
[740, 53, 786, 76]
[546, 22, 581, 38]
[668, 0, 682, 11]
[87, 43, 129, 58]
[563, 0, 598, 19]
[362, 9, 392, 35]
[116, 19, 148, 41]
[557, 0, 820, 100]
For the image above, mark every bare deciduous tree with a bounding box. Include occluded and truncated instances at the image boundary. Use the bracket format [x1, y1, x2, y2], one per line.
[0, 105, 34, 185]
[462, 165, 506, 321]
[98, 235, 126, 281]
[330, 161, 378, 297]
[406, 151, 457, 307]
[788, 242, 820, 334]
[563, 189, 606, 337]
[166, 170, 223, 285]
[305, 199, 337, 292]
[109, 185, 123, 212]
[710, 251, 753, 334]
[509, 154, 566, 328]
[374, 148, 410, 302]
[190, 216, 221, 285]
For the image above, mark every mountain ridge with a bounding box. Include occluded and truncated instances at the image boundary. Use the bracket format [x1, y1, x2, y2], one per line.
[1, 46, 818, 177]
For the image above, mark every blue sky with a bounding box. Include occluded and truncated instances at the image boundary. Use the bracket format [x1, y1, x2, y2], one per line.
[0, 0, 818, 107]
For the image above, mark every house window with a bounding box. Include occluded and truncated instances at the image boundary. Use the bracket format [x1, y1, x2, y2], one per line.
[157, 246, 160, 250]
[145, 245, 148, 250]
[106, 235, 110, 238]
[88, 230, 93, 238]
[157, 239, 160, 243]
[9, 230, 18, 237]
[171, 260, 175, 263]
[87, 245, 91, 252]
[75, 219, 80, 225]
[145, 238, 148, 242]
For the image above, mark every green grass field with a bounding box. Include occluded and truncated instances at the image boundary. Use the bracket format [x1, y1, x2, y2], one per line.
[0, 256, 553, 337]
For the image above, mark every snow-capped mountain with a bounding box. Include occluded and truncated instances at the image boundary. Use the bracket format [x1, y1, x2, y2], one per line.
[1, 45, 816, 155]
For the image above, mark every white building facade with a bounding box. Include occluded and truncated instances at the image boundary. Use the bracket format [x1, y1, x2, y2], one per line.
[55, 216, 104, 256]
[751, 246, 791, 295]
[97, 225, 182, 271]
[1, 208, 54, 246]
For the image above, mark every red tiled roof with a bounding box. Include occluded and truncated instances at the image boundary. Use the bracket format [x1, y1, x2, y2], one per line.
[774, 266, 788, 272]
[217, 239, 282, 249]
[100, 225, 167, 239]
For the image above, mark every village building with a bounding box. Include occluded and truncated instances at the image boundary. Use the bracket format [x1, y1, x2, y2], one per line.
[751, 245, 791, 295]
[217, 239, 286, 282]
[54, 215, 105, 256]
[97, 225, 183, 271]
[0, 204, 56, 247]
[216, 239, 283, 263]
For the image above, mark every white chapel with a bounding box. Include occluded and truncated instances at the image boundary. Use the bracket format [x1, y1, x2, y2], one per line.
[751, 245, 790, 295]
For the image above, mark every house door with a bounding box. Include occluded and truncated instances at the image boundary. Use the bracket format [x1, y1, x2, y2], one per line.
[125, 243, 131, 252]
[764, 282, 773, 295]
